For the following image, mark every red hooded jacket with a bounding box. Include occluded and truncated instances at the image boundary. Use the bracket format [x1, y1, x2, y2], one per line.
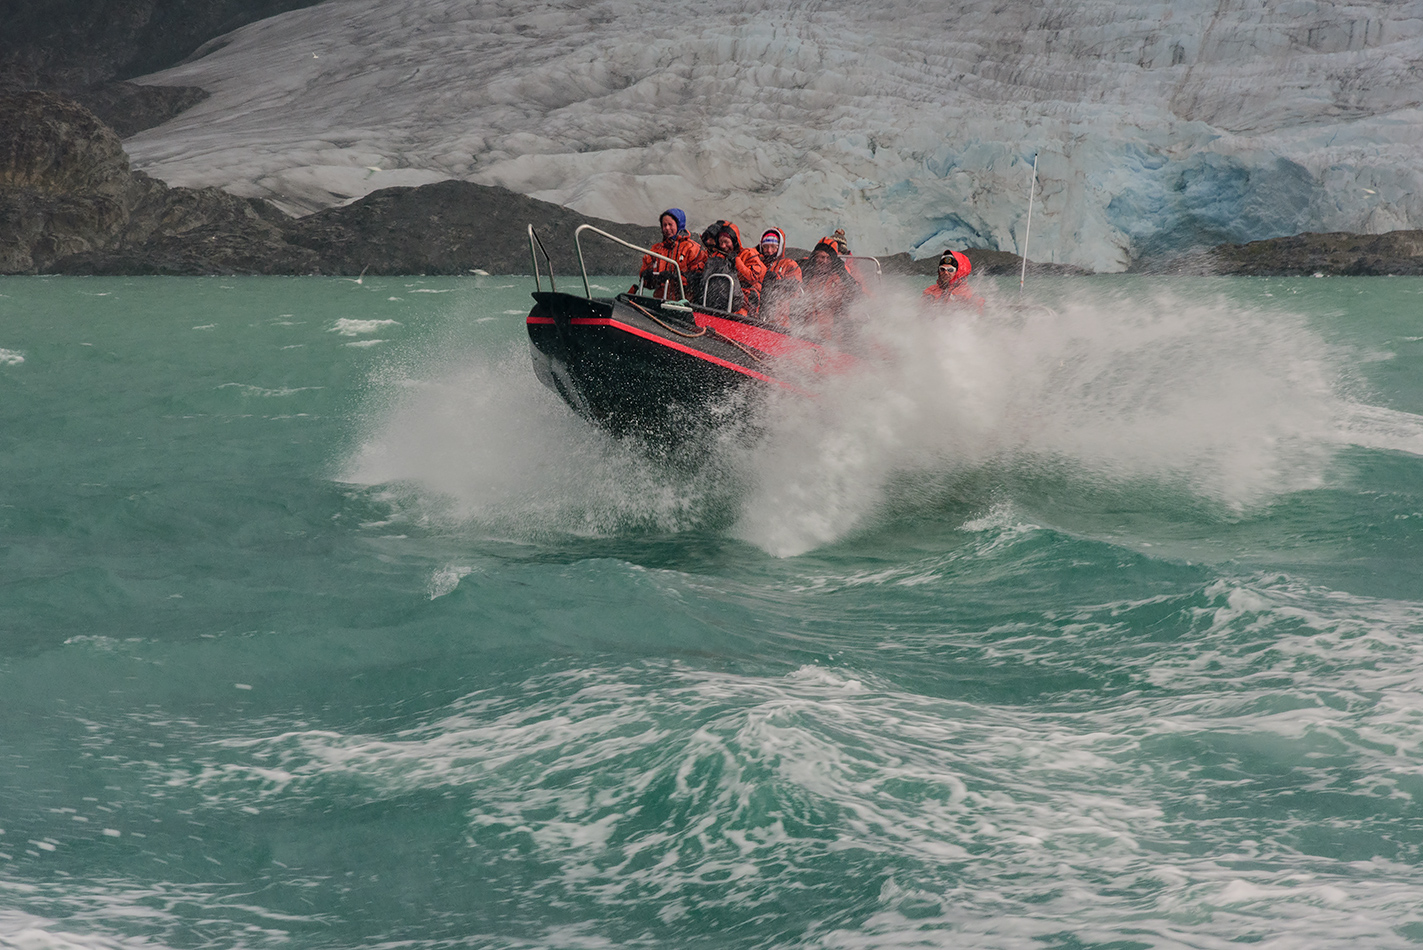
[798, 239, 861, 340]
[922, 251, 983, 309]
[721, 222, 767, 296]
[640, 231, 706, 301]
[757, 227, 803, 327]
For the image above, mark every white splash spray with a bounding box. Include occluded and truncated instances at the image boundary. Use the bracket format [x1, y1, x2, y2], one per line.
[344, 283, 1348, 555]
[732, 283, 1344, 554]
[342, 340, 739, 536]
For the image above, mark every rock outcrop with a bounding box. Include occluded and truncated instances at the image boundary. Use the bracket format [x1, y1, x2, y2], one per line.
[285, 180, 661, 277]
[1204, 231, 1423, 277]
[1, 91, 661, 276]
[1, 90, 142, 272]
[67, 82, 210, 139]
[1133, 231, 1423, 276]
[1, 91, 307, 274]
[0, 0, 324, 87]
[1, 0, 323, 137]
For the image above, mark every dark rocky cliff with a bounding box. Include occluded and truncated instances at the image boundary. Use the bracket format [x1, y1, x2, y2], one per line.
[0, 0, 325, 135]
[1131, 230, 1423, 277]
[0, 0, 326, 85]
[1, 91, 305, 274]
[1, 91, 661, 277]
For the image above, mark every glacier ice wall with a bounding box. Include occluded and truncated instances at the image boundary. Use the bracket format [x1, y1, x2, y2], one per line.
[125, 0, 1423, 271]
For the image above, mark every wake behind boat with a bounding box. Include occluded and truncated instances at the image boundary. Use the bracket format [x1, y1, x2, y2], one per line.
[525, 224, 862, 440]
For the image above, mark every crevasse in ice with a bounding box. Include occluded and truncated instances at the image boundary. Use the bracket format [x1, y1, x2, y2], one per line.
[124, 0, 1423, 271]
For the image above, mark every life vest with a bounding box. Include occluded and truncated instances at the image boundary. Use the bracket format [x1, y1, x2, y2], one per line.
[717, 222, 767, 298]
[703, 222, 766, 315]
[640, 233, 706, 300]
[819, 232, 876, 295]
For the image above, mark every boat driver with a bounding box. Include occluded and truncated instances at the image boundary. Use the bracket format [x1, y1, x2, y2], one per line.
[639, 208, 706, 301]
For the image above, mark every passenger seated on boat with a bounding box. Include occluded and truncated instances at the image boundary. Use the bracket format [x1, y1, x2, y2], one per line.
[639, 208, 706, 301]
[720, 222, 768, 314]
[757, 228, 802, 328]
[702, 222, 768, 316]
[691, 221, 726, 300]
[798, 239, 862, 340]
[700, 223, 723, 257]
[921, 249, 984, 310]
[820, 228, 875, 295]
[700, 226, 747, 315]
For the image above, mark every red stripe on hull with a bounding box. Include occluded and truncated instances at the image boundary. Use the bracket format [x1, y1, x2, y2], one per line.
[562, 317, 811, 393]
[692, 313, 819, 359]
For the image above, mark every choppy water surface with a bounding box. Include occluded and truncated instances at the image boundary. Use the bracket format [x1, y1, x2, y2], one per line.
[2, 275, 1423, 949]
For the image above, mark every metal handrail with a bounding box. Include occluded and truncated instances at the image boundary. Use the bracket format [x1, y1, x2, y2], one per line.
[700, 272, 737, 314]
[843, 254, 882, 278]
[573, 224, 683, 301]
[527, 225, 556, 293]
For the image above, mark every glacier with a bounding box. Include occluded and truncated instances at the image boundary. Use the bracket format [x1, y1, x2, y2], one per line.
[123, 0, 1423, 272]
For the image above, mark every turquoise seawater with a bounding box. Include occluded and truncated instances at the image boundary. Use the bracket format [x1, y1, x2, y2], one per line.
[2, 274, 1423, 949]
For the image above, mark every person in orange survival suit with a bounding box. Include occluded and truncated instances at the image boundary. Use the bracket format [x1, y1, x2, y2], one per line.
[716, 221, 767, 315]
[815, 228, 876, 296]
[798, 238, 862, 341]
[756, 228, 802, 327]
[639, 208, 706, 300]
[921, 249, 984, 310]
[699, 221, 747, 314]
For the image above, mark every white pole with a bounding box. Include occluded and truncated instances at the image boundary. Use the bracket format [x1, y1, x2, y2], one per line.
[1019, 154, 1038, 292]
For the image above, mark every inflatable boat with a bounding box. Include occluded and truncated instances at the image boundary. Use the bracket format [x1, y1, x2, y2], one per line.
[525, 224, 860, 440]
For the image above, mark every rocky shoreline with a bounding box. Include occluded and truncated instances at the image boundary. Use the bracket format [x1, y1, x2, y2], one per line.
[4, 90, 1423, 279]
[1186, 231, 1423, 277]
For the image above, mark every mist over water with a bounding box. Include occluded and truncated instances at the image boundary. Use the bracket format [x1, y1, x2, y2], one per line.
[4, 276, 1423, 950]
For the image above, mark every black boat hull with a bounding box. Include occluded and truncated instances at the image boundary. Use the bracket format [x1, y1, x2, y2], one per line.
[527, 291, 828, 439]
